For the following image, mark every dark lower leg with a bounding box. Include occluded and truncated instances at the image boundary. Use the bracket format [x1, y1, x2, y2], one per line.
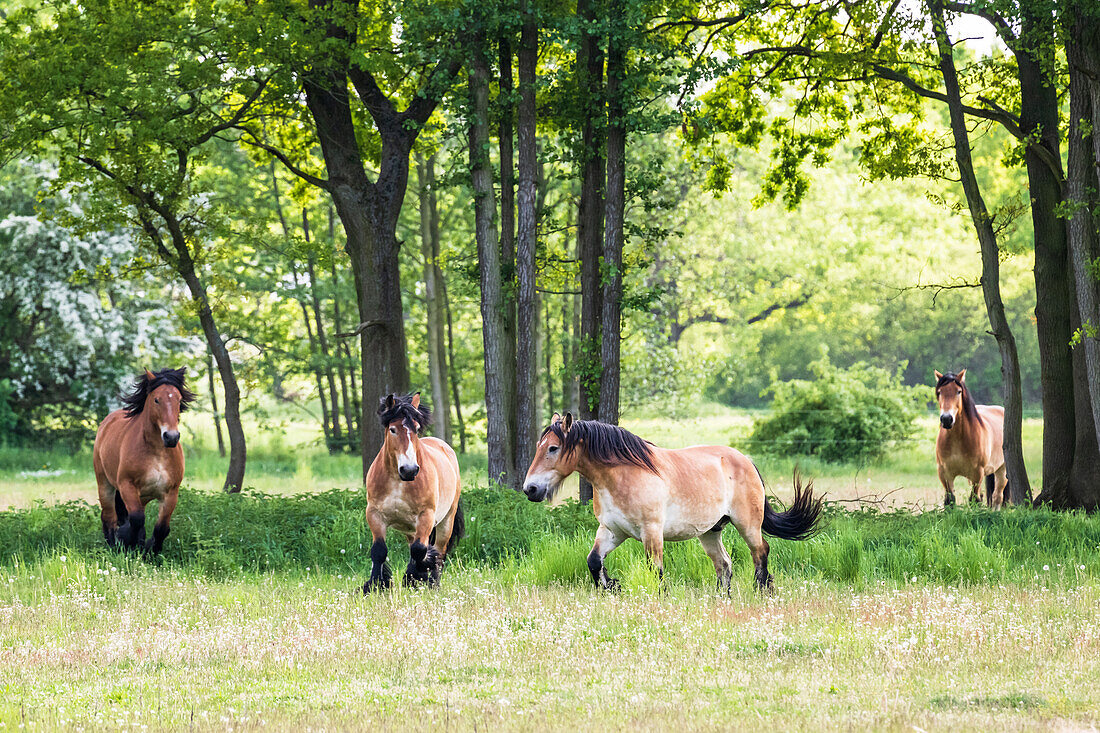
[405, 540, 440, 586]
[753, 541, 773, 592]
[145, 522, 170, 554]
[115, 510, 146, 549]
[364, 539, 391, 592]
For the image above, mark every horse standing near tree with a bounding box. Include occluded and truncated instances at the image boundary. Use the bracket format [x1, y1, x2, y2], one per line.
[364, 392, 464, 591]
[522, 413, 823, 592]
[92, 368, 194, 553]
[934, 369, 1008, 508]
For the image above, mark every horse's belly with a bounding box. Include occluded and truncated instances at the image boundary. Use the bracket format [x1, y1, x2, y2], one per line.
[663, 503, 725, 541]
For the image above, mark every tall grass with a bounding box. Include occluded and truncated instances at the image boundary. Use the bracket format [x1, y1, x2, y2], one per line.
[0, 485, 1097, 592]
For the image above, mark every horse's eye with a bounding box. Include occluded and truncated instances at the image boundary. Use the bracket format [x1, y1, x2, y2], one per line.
[154, 398, 159, 404]
[548, 445, 559, 454]
[389, 427, 396, 434]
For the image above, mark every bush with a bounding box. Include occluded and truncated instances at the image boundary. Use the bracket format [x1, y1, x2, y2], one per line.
[748, 359, 926, 463]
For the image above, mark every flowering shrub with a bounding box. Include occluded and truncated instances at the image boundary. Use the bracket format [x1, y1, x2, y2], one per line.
[0, 166, 192, 442]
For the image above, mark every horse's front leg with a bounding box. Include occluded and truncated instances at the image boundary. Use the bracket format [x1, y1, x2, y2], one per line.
[113, 481, 146, 550]
[363, 508, 392, 593]
[405, 510, 440, 587]
[938, 466, 956, 508]
[586, 524, 625, 592]
[145, 488, 177, 555]
[641, 523, 666, 587]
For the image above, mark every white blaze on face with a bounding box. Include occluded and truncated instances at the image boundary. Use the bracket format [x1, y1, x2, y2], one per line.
[160, 424, 170, 441]
[398, 426, 418, 472]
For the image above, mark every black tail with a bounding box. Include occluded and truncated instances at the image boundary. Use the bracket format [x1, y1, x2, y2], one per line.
[985, 474, 994, 505]
[761, 471, 824, 541]
[447, 499, 465, 554]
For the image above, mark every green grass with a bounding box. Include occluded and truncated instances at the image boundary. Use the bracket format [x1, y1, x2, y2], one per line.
[0, 409, 1089, 730]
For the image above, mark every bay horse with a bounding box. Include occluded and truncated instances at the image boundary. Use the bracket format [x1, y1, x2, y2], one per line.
[364, 392, 464, 591]
[934, 369, 1007, 508]
[522, 413, 824, 592]
[92, 368, 194, 553]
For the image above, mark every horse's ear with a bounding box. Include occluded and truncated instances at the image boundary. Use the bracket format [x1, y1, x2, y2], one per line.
[144, 368, 155, 382]
[934, 370, 942, 380]
[411, 392, 421, 409]
[563, 412, 573, 432]
[957, 368, 966, 382]
[551, 411, 561, 424]
[386, 394, 396, 409]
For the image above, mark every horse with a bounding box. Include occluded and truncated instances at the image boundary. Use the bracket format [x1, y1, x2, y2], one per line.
[522, 413, 823, 592]
[92, 368, 194, 553]
[934, 369, 1007, 508]
[363, 392, 464, 591]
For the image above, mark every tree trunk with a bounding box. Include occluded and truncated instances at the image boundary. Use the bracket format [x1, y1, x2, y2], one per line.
[443, 280, 467, 453]
[417, 152, 452, 444]
[599, 2, 626, 426]
[471, 29, 514, 487]
[575, 0, 605, 504]
[303, 209, 344, 452]
[208, 352, 225, 458]
[270, 162, 333, 447]
[1065, 7, 1100, 463]
[1014, 11, 1077, 504]
[328, 207, 358, 451]
[499, 35, 519, 469]
[930, 1, 1031, 501]
[515, 9, 539, 481]
[300, 0, 457, 475]
[161, 214, 245, 492]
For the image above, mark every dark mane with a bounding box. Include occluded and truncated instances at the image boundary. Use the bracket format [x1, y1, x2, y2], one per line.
[936, 372, 984, 426]
[543, 419, 659, 474]
[377, 393, 432, 434]
[121, 368, 195, 418]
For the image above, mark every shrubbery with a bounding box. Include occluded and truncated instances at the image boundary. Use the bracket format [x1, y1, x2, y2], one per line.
[748, 359, 927, 463]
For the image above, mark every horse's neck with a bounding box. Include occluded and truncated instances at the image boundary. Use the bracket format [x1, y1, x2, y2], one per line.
[948, 409, 979, 442]
[137, 412, 162, 447]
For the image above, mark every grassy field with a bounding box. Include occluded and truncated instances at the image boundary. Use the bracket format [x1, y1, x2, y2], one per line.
[1, 407, 1091, 731]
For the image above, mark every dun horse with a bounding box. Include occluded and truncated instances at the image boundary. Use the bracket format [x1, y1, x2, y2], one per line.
[934, 369, 1007, 508]
[522, 413, 823, 592]
[364, 393, 464, 591]
[92, 368, 193, 553]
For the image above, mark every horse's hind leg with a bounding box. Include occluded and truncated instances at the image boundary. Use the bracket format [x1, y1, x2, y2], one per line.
[363, 508, 391, 593]
[734, 520, 772, 593]
[698, 529, 733, 594]
[96, 470, 119, 547]
[587, 524, 624, 592]
[991, 466, 1008, 509]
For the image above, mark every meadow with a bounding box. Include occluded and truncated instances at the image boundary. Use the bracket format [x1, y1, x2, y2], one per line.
[1, 407, 1095, 731]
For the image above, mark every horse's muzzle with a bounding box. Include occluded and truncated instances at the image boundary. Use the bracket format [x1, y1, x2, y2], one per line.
[940, 415, 954, 430]
[162, 430, 180, 448]
[398, 465, 420, 481]
[522, 483, 548, 502]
